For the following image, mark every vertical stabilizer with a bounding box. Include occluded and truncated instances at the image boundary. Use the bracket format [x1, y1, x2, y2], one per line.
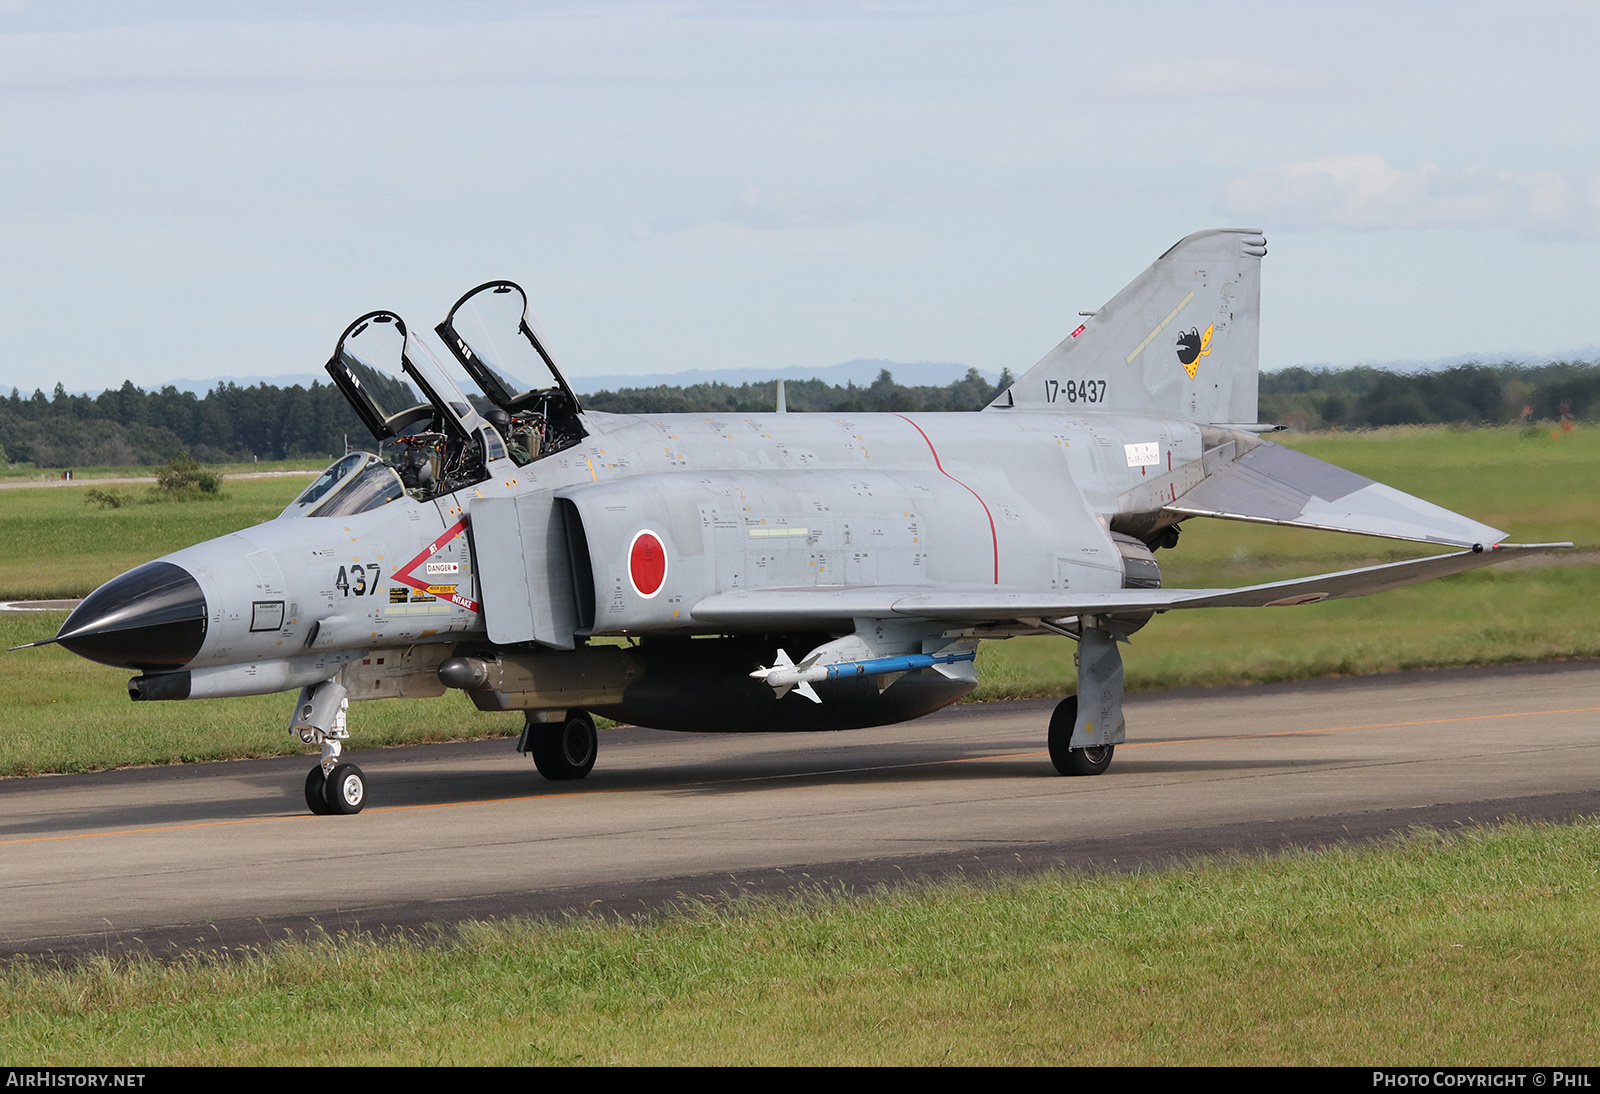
[990, 228, 1265, 424]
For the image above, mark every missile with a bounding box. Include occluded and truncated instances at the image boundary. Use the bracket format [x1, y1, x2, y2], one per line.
[751, 648, 977, 703]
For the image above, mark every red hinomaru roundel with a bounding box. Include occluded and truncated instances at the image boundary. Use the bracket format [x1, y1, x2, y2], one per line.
[629, 530, 668, 598]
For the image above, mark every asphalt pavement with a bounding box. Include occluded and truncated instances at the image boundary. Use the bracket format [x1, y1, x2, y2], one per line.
[3, 659, 1597, 960]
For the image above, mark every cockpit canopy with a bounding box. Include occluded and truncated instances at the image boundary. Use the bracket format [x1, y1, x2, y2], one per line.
[435, 281, 587, 466]
[323, 310, 508, 501]
[315, 282, 586, 512]
[436, 281, 583, 419]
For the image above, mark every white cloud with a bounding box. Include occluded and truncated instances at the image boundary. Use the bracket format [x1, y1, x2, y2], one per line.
[1221, 154, 1600, 238]
[1103, 58, 1325, 98]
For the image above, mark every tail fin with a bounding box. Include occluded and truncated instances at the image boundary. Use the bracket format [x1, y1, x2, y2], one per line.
[989, 228, 1265, 424]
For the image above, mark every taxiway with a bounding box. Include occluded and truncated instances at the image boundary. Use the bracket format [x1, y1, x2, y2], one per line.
[3, 660, 1597, 958]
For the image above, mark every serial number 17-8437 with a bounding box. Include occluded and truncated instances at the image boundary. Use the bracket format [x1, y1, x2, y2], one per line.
[1045, 378, 1107, 404]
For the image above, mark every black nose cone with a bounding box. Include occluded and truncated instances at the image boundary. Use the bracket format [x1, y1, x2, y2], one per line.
[57, 561, 208, 670]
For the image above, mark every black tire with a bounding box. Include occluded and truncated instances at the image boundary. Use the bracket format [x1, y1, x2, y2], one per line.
[305, 765, 333, 815]
[529, 710, 597, 781]
[1047, 695, 1114, 776]
[323, 762, 367, 814]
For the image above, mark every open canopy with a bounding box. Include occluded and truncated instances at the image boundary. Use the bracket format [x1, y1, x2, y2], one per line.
[324, 310, 507, 463]
[436, 280, 582, 420]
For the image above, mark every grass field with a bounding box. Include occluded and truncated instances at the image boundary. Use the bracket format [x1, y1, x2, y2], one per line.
[0, 473, 318, 600]
[0, 425, 1595, 775]
[5, 819, 1598, 1065]
[0, 458, 327, 482]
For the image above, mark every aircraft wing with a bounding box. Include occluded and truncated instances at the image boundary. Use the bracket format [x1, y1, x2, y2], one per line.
[1166, 440, 1508, 548]
[691, 542, 1570, 627]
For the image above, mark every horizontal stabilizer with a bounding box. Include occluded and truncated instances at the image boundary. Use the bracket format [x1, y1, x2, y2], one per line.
[1170, 543, 1569, 608]
[693, 543, 1570, 626]
[1168, 441, 1507, 548]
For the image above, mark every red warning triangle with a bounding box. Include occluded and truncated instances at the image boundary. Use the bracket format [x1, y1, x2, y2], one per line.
[393, 516, 481, 613]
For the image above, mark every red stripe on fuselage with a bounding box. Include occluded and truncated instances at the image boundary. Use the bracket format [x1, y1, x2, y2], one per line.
[893, 414, 1000, 584]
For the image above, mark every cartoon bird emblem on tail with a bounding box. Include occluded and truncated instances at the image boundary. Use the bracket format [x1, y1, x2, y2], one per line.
[1175, 324, 1213, 379]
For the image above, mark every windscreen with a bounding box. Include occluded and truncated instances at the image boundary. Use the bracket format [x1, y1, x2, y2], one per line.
[280, 454, 406, 518]
[310, 460, 406, 517]
[285, 453, 366, 513]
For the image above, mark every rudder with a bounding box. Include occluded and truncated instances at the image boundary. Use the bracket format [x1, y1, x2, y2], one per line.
[989, 228, 1265, 424]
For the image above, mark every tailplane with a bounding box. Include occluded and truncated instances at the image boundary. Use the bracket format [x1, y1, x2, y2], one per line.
[990, 228, 1265, 424]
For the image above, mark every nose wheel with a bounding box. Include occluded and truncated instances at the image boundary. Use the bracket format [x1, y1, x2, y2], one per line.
[305, 762, 367, 814]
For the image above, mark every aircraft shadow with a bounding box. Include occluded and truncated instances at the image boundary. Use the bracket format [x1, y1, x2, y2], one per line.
[0, 752, 1358, 836]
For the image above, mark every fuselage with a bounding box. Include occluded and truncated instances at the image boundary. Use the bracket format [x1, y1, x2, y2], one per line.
[59, 406, 1222, 696]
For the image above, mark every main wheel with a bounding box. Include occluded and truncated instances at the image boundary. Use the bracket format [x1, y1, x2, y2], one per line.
[323, 762, 367, 814]
[1048, 695, 1115, 776]
[305, 765, 333, 815]
[529, 710, 597, 781]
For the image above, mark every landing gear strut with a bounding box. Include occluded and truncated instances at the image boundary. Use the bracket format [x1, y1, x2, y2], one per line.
[520, 709, 597, 781]
[1049, 616, 1126, 777]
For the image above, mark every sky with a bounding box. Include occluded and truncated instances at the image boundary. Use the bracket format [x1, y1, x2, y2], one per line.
[1, 0, 1597, 394]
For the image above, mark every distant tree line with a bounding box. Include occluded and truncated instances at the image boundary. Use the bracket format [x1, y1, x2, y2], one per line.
[1, 360, 1594, 469]
[0, 368, 1016, 468]
[583, 368, 1014, 416]
[1260, 360, 1600, 430]
[0, 381, 367, 468]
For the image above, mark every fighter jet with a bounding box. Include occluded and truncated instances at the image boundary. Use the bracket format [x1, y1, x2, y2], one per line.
[20, 229, 1570, 814]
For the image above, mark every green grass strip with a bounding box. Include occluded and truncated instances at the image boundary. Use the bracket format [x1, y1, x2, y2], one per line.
[4, 819, 1599, 1065]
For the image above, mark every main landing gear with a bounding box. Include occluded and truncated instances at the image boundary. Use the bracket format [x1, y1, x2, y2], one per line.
[1048, 617, 1127, 777]
[1048, 695, 1114, 775]
[519, 709, 598, 781]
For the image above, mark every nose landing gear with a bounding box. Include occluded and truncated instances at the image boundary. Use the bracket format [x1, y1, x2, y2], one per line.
[294, 678, 367, 815]
[306, 760, 368, 815]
